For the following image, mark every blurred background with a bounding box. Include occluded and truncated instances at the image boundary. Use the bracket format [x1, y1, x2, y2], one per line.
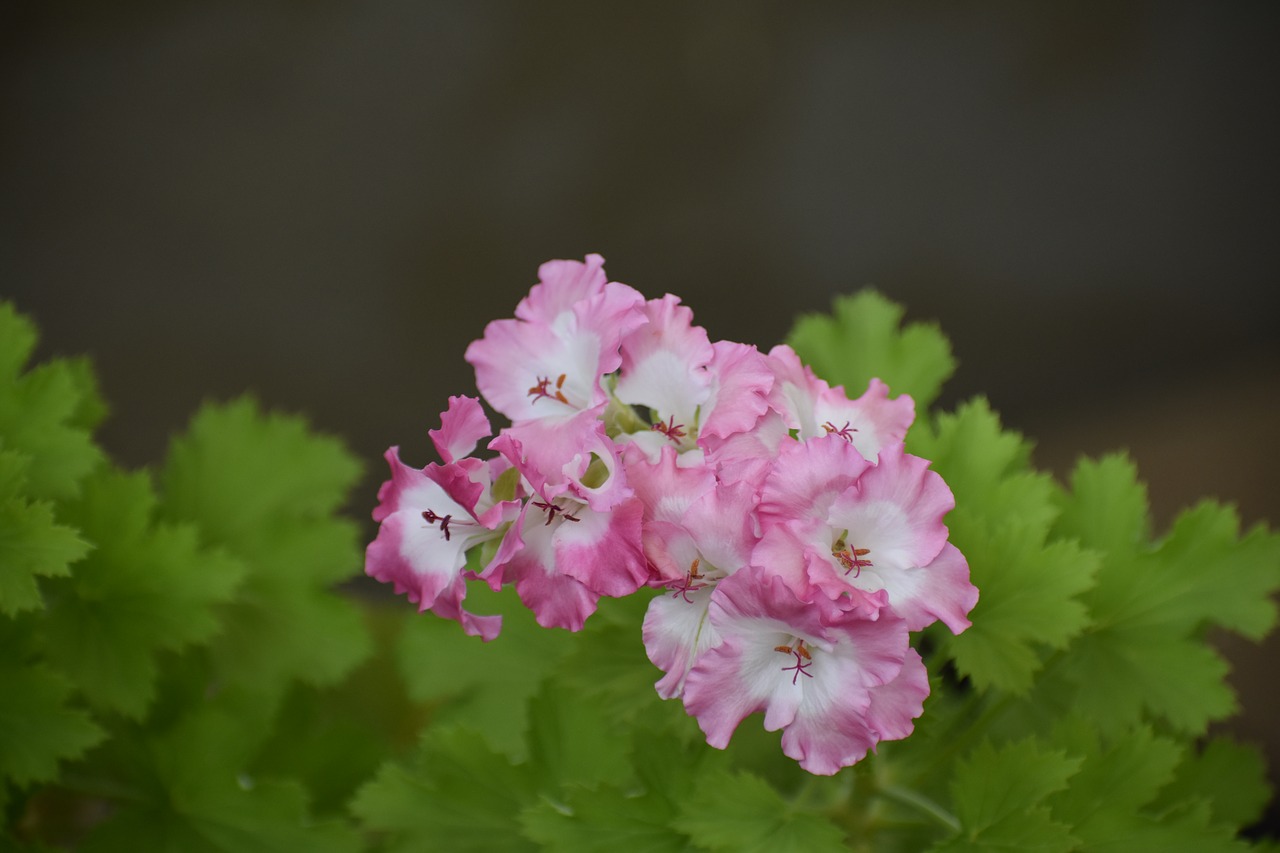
[4, 0, 1278, 831]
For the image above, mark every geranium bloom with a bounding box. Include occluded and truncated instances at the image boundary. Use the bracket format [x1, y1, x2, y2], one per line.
[766, 344, 914, 464]
[755, 434, 977, 633]
[627, 448, 759, 697]
[681, 568, 929, 775]
[465, 255, 646, 427]
[367, 255, 977, 776]
[488, 417, 648, 630]
[365, 397, 520, 640]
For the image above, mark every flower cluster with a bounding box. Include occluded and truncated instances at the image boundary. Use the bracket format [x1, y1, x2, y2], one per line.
[366, 255, 978, 774]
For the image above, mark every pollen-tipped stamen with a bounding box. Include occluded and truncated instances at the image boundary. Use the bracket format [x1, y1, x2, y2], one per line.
[775, 639, 814, 685]
[528, 373, 570, 405]
[652, 415, 687, 442]
[669, 557, 708, 603]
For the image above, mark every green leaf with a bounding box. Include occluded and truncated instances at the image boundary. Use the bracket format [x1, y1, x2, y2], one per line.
[395, 583, 575, 759]
[0, 305, 104, 500]
[786, 290, 956, 411]
[83, 779, 361, 853]
[161, 398, 360, 549]
[521, 783, 692, 853]
[70, 703, 361, 853]
[160, 399, 370, 700]
[1038, 464, 1280, 734]
[58, 356, 109, 432]
[946, 524, 1097, 693]
[1134, 503, 1280, 640]
[0, 452, 91, 615]
[42, 469, 245, 717]
[1038, 623, 1234, 736]
[526, 681, 632, 792]
[351, 727, 537, 853]
[553, 591, 674, 732]
[0, 302, 38, 381]
[1052, 455, 1150, 558]
[0, 662, 104, 785]
[671, 768, 847, 853]
[1155, 737, 1271, 831]
[933, 738, 1080, 852]
[909, 399, 1060, 539]
[1045, 722, 1184, 848]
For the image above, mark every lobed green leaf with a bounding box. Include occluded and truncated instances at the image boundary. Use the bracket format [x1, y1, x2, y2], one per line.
[0, 662, 104, 786]
[786, 290, 955, 411]
[934, 738, 1081, 852]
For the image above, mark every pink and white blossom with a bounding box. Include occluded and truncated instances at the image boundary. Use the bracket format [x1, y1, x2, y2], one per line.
[681, 568, 927, 775]
[756, 435, 977, 633]
[368, 255, 977, 775]
[766, 344, 914, 463]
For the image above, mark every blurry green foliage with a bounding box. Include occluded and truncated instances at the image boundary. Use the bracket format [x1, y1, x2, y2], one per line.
[2, 292, 1277, 851]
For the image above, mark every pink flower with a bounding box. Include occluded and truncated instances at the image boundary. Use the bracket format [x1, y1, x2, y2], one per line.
[755, 435, 977, 633]
[681, 568, 928, 775]
[365, 398, 520, 640]
[627, 448, 760, 697]
[766, 344, 914, 464]
[494, 489, 646, 631]
[465, 255, 646, 426]
[368, 257, 979, 776]
[613, 294, 715, 459]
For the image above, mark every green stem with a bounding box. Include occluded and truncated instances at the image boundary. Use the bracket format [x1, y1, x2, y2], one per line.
[877, 784, 961, 834]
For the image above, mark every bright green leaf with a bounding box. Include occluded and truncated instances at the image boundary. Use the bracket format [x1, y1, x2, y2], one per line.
[42, 469, 245, 717]
[0, 302, 38, 381]
[1053, 454, 1150, 558]
[946, 524, 1097, 693]
[0, 358, 104, 501]
[1046, 722, 1183, 847]
[786, 290, 955, 411]
[1035, 623, 1235, 736]
[909, 399, 1060, 539]
[160, 399, 370, 702]
[161, 398, 360, 549]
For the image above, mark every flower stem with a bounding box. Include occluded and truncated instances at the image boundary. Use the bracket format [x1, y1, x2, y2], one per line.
[876, 783, 961, 833]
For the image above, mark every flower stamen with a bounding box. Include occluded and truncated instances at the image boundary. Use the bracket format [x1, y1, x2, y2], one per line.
[652, 415, 687, 442]
[775, 639, 814, 685]
[668, 558, 707, 603]
[421, 509, 454, 541]
[833, 546, 873, 577]
[528, 373, 570, 405]
[532, 499, 582, 526]
[822, 420, 858, 441]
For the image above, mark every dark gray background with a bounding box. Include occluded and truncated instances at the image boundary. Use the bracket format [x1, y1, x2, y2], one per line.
[4, 0, 1278, 831]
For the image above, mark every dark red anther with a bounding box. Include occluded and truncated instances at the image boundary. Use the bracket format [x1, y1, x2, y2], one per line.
[822, 420, 858, 441]
[652, 415, 687, 442]
[532, 499, 581, 526]
[422, 509, 453, 541]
